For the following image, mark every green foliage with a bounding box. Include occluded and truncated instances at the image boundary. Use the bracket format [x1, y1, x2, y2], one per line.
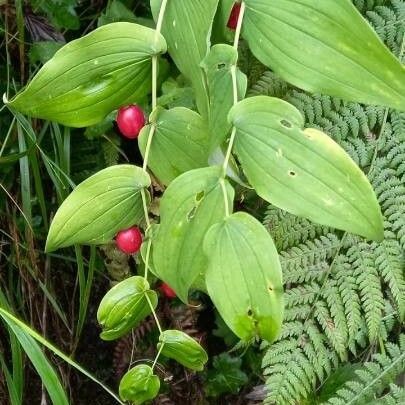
[45, 165, 149, 251]
[3, 0, 405, 403]
[204, 211, 283, 342]
[98, 0, 137, 26]
[150, 0, 218, 117]
[152, 166, 234, 302]
[261, 108, 405, 405]
[258, 2, 405, 400]
[230, 96, 384, 241]
[119, 364, 160, 404]
[326, 335, 405, 404]
[158, 330, 208, 371]
[32, 0, 80, 30]
[242, 0, 405, 110]
[138, 106, 210, 185]
[29, 41, 64, 65]
[205, 353, 248, 397]
[7, 23, 167, 126]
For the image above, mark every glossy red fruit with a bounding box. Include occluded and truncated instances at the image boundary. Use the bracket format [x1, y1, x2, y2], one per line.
[159, 283, 177, 299]
[116, 105, 146, 139]
[227, 3, 241, 30]
[116, 227, 143, 254]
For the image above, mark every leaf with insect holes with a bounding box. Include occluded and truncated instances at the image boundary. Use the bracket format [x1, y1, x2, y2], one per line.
[201, 44, 247, 152]
[242, 0, 405, 110]
[150, 0, 218, 117]
[204, 211, 283, 342]
[6, 23, 166, 127]
[152, 166, 234, 302]
[138, 107, 210, 185]
[229, 96, 384, 241]
[45, 165, 150, 252]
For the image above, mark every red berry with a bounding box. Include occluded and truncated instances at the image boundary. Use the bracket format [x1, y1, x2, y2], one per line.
[116, 226, 143, 254]
[116, 105, 146, 139]
[159, 283, 177, 299]
[227, 3, 241, 30]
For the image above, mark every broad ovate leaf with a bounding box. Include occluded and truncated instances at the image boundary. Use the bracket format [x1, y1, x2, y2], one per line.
[229, 96, 384, 241]
[152, 166, 234, 302]
[6, 23, 167, 126]
[204, 212, 283, 342]
[138, 107, 209, 185]
[242, 0, 405, 110]
[201, 44, 247, 152]
[46, 165, 150, 252]
[151, 0, 219, 117]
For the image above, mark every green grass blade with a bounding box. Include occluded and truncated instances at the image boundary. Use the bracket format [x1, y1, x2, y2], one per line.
[1, 314, 69, 405]
[0, 307, 124, 404]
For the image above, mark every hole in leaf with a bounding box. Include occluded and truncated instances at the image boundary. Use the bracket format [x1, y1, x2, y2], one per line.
[288, 170, 296, 177]
[195, 191, 205, 202]
[217, 63, 226, 69]
[247, 309, 253, 317]
[280, 119, 292, 128]
[268, 285, 273, 292]
[186, 206, 198, 221]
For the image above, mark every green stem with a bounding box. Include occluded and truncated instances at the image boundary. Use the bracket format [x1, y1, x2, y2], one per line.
[142, 124, 156, 172]
[222, 2, 246, 176]
[145, 292, 163, 335]
[140, 0, 169, 283]
[151, 342, 165, 371]
[220, 1, 246, 215]
[220, 178, 230, 217]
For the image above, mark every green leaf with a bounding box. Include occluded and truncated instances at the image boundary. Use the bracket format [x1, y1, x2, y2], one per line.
[211, 0, 235, 43]
[242, 0, 405, 110]
[157, 76, 196, 110]
[6, 23, 167, 127]
[0, 313, 69, 405]
[229, 96, 384, 241]
[205, 353, 248, 397]
[46, 164, 150, 252]
[151, 0, 219, 117]
[203, 211, 283, 342]
[98, 0, 137, 26]
[158, 330, 208, 371]
[152, 166, 234, 302]
[0, 307, 124, 404]
[119, 365, 160, 404]
[201, 44, 247, 152]
[138, 107, 210, 185]
[32, 0, 80, 30]
[29, 41, 64, 65]
[97, 276, 158, 341]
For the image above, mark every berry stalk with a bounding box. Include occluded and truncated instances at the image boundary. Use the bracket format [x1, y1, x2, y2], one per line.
[221, 1, 246, 216]
[139, 0, 169, 344]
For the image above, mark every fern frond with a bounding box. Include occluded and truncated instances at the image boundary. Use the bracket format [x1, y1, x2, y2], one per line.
[369, 383, 405, 404]
[248, 70, 290, 99]
[264, 206, 330, 251]
[353, 0, 387, 14]
[260, 3, 405, 403]
[366, 1, 405, 55]
[326, 335, 405, 405]
[280, 234, 341, 273]
[347, 243, 385, 341]
[375, 233, 405, 320]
